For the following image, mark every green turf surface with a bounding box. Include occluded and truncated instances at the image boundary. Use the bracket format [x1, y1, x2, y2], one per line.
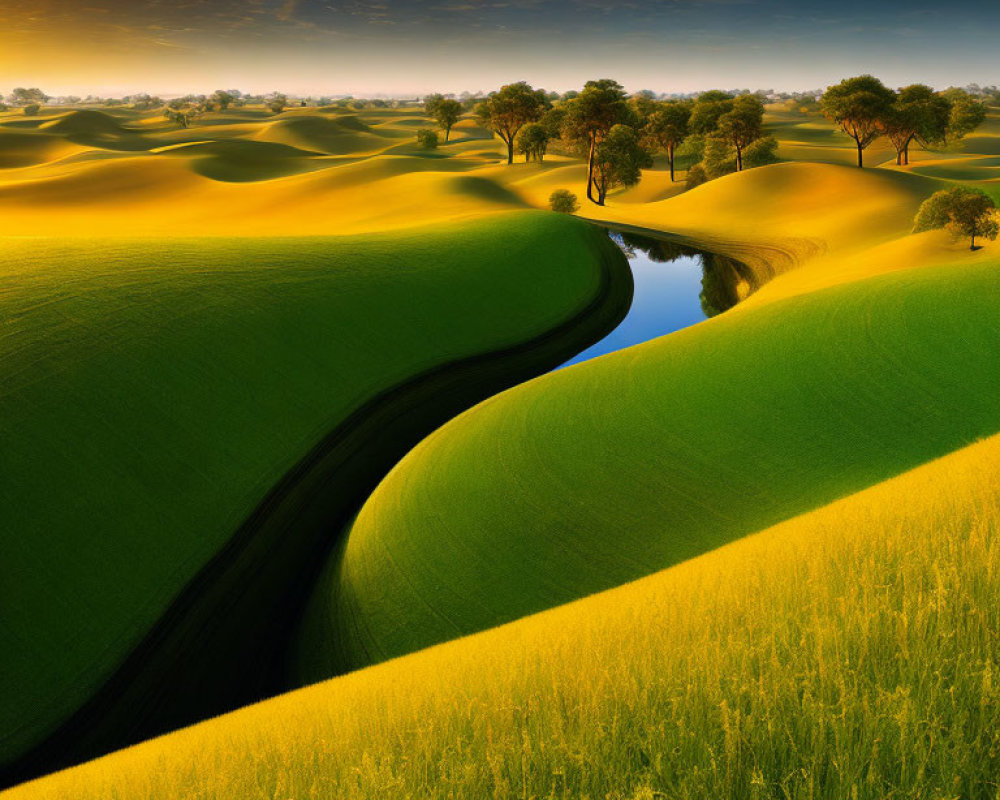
[0, 211, 625, 772]
[293, 254, 1000, 683]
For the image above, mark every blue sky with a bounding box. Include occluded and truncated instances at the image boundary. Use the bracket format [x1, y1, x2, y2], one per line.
[4, 0, 998, 95]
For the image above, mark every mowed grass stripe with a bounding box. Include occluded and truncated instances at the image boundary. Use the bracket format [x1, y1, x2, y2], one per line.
[0, 212, 626, 771]
[293, 254, 1000, 683]
[8, 431, 999, 800]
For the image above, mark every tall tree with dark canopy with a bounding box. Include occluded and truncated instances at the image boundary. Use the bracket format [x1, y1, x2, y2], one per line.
[563, 79, 631, 203]
[880, 84, 950, 165]
[645, 100, 691, 181]
[689, 90, 735, 136]
[475, 82, 550, 165]
[821, 75, 896, 168]
[591, 124, 652, 205]
[434, 98, 463, 142]
[716, 94, 765, 171]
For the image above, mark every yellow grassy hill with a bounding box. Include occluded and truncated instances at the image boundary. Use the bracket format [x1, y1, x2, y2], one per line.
[8, 429, 998, 800]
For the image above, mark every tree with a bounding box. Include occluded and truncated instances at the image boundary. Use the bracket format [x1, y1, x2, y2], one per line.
[23, 104, 40, 117]
[821, 75, 895, 167]
[416, 129, 439, 149]
[211, 90, 236, 111]
[8, 87, 49, 106]
[165, 97, 205, 128]
[516, 123, 550, 162]
[266, 92, 287, 114]
[433, 98, 463, 142]
[562, 79, 631, 203]
[644, 100, 691, 181]
[716, 94, 764, 171]
[128, 93, 162, 110]
[913, 186, 998, 250]
[549, 189, 579, 213]
[540, 105, 566, 139]
[423, 93, 445, 116]
[743, 135, 780, 168]
[629, 90, 659, 127]
[880, 84, 950, 165]
[947, 192, 999, 249]
[590, 124, 652, 205]
[475, 82, 550, 165]
[689, 91, 734, 135]
[941, 88, 987, 143]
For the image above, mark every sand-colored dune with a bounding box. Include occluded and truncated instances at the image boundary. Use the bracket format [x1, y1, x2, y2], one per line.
[253, 115, 400, 155]
[39, 110, 128, 137]
[0, 132, 86, 168]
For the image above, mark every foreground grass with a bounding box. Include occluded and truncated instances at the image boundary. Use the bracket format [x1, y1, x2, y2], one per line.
[294, 252, 1000, 682]
[0, 211, 625, 771]
[8, 432, 999, 800]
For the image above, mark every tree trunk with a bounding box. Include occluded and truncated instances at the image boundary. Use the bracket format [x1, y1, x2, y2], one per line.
[735, 145, 743, 172]
[904, 138, 911, 165]
[668, 144, 675, 182]
[896, 149, 902, 166]
[506, 138, 514, 165]
[586, 138, 596, 203]
[856, 139, 864, 168]
[445, 126, 450, 143]
[971, 233, 976, 250]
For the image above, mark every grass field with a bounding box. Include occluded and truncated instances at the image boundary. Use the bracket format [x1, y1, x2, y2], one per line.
[6, 430, 998, 800]
[2, 97, 999, 796]
[293, 250, 1000, 681]
[0, 211, 629, 779]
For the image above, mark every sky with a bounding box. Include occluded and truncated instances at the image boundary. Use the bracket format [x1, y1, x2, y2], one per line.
[2, 0, 998, 97]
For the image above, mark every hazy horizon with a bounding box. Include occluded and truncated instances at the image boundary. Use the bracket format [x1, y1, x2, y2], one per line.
[4, 0, 999, 98]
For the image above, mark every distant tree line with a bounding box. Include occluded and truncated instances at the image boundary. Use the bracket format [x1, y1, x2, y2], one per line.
[422, 75, 990, 205]
[3, 77, 990, 205]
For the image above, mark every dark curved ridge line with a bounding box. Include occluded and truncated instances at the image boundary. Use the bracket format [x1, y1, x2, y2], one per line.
[0, 224, 633, 791]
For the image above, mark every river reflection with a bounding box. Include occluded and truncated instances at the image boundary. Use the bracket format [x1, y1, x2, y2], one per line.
[559, 228, 753, 369]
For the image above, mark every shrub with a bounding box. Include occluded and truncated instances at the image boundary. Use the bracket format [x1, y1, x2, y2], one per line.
[743, 136, 780, 168]
[266, 93, 287, 114]
[23, 104, 40, 116]
[549, 189, 579, 213]
[685, 163, 708, 190]
[702, 137, 737, 179]
[416, 129, 439, 150]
